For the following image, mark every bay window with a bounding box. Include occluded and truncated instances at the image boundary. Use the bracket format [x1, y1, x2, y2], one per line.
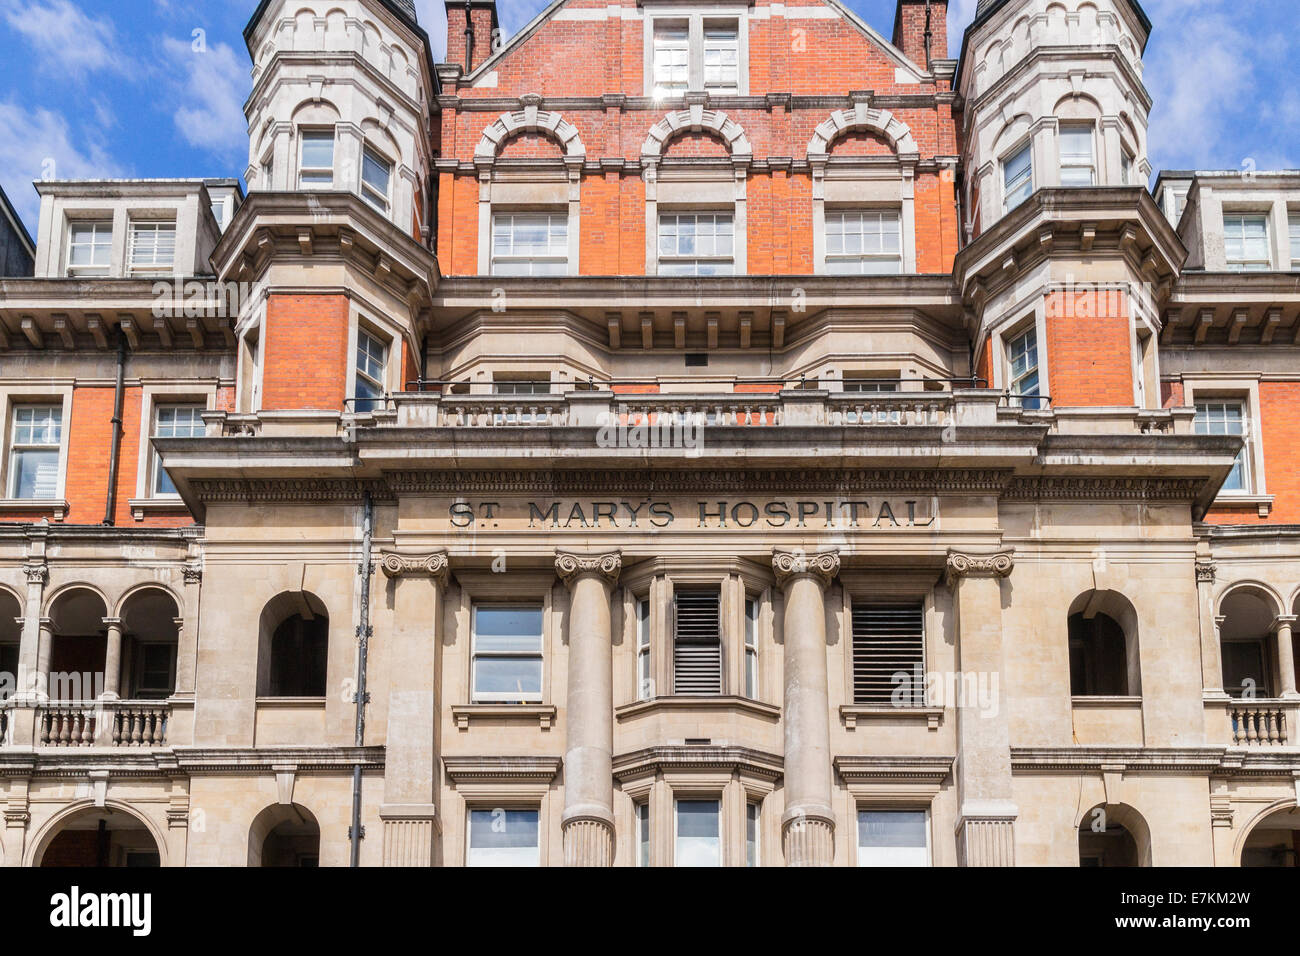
[354, 328, 387, 414]
[1007, 326, 1042, 410]
[299, 130, 335, 188]
[674, 799, 721, 867]
[1003, 143, 1033, 212]
[673, 588, 721, 694]
[360, 147, 392, 214]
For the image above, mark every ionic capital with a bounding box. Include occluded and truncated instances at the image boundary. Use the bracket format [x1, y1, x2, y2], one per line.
[1195, 559, 1217, 584]
[380, 550, 450, 584]
[772, 549, 840, 589]
[24, 564, 48, 586]
[554, 551, 622, 588]
[945, 549, 1014, 583]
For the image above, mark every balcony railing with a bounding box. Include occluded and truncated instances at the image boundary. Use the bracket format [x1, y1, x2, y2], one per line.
[36, 701, 169, 748]
[1229, 702, 1290, 746]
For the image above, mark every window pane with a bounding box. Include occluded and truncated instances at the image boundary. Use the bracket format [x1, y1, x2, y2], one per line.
[472, 657, 542, 698]
[468, 809, 539, 867]
[637, 803, 651, 867]
[1004, 144, 1033, 210]
[13, 405, 62, 445]
[11, 450, 59, 499]
[675, 800, 720, 866]
[301, 131, 334, 169]
[475, 606, 543, 652]
[129, 223, 176, 269]
[745, 802, 759, 867]
[857, 810, 928, 867]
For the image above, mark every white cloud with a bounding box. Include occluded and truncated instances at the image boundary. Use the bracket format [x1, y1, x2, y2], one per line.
[0, 99, 126, 227]
[0, 0, 123, 77]
[160, 36, 250, 165]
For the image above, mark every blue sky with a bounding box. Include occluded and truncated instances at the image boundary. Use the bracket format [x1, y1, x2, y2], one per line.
[0, 0, 1296, 236]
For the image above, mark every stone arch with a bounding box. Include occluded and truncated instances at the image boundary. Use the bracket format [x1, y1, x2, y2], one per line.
[643, 108, 751, 160]
[1067, 589, 1141, 696]
[1076, 801, 1152, 866]
[257, 591, 330, 697]
[1234, 798, 1300, 866]
[43, 582, 110, 619]
[806, 105, 918, 160]
[112, 583, 182, 622]
[1218, 582, 1290, 699]
[476, 107, 585, 161]
[1218, 580, 1285, 618]
[248, 802, 321, 867]
[27, 799, 169, 867]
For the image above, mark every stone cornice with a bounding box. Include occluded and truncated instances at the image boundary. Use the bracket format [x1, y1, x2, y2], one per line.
[554, 550, 622, 588]
[612, 746, 783, 782]
[442, 755, 563, 783]
[0, 746, 387, 778]
[834, 754, 955, 784]
[1008, 746, 1300, 776]
[1004, 476, 1207, 502]
[772, 549, 840, 588]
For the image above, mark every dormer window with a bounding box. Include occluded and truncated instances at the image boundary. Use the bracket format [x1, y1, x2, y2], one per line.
[128, 222, 176, 274]
[1223, 214, 1271, 271]
[299, 130, 335, 188]
[1003, 143, 1033, 212]
[361, 147, 392, 214]
[1058, 125, 1095, 187]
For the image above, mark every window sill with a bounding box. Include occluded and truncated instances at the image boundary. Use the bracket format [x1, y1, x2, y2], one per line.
[1070, 696, 1143, 707]
[0, 499, 68, 520]
[839, 705, 943, 730]
[615, 695, 780, 722]
[128, 497, 190, 521]
[255, 696, 327, 708]
[452, 703, 556, 731]
[1209, 494, 1273, 517]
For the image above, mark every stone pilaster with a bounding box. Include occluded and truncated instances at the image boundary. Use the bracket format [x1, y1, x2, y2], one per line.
[945, 549, 1017, 867]
[16, 564, 46, 701]
[555, 550, 621, 867]
[378, 550, 449, 867]
[1196, 557, 1226, 696]
[773, 549, 839, 867]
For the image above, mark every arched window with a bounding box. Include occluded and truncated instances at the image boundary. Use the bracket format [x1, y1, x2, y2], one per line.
[0, 589, 20, 703]
[119, 589, 180, 700]
[258, 593, 329, 697]
[249, 803, 321, 867]
[1067, 591, 1141, 697]
[1218, 586, 1287, 699]
[47, 588, 109, 702]
[1239, 803, 1300, 867]
[1078, 803, 1150, 867]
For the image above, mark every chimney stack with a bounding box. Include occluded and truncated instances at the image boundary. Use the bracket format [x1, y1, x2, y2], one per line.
[892, 0, 949, 70]
[445, 0, 500, 73]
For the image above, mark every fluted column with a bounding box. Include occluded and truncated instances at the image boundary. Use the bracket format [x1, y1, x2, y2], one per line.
[378, 550, 449, 867]
[101, 618, 123, 699]
[556, 550, 622, 867]
[1274, 616, 1298, 699]
[773, 549, 839, 867]
[946, 550, 1017, 867]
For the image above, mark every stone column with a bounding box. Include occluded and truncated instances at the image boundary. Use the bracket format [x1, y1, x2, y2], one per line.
[174, 563, 203, 699]
[378, 551, 449, 867]
[101, 618, 123, 699]
[34, 618, 53, 701]
[556, 550, 622, 867]
[772, 549, 839, 867]
[946, 550, 1017, 867]
[1274, 616, 1298, 699]
[1196, 558, 1226, 696]
[16, 564, 46, 700]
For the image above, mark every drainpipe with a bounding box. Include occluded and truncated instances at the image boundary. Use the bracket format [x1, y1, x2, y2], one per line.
[349, 491, 374, 867]
[102, 331, 127, 526]
[923, 0, 934, 71]
[463, 0, 474, 72]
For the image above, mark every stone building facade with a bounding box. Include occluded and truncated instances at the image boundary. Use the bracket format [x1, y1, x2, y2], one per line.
[0, 0, 1297, 867]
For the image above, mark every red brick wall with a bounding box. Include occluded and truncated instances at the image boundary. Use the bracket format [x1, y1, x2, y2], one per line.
[499, 131, 565, 160]
[436, 0, 959, 278]
[1044, 289, 1134, 407]
[1206, 382, 1300, 526]
[446, 5, 497, 73]
[261, 294, 350, 411]
[892, 0, 948, 67]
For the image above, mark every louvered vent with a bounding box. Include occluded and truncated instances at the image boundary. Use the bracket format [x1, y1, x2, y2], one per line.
[673, 589, 721, 695]
[851, 604, 924, 705]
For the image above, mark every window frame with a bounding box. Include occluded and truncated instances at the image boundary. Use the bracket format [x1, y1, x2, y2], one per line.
[637, 596, 653, 701]
[470, 603, 545, 704]
[465, 806, 541, 868]
[657, 210, 735, 276]
[1057, 123, 1096, 188]
[131, 641, 178, 700]
[490, 211, 570, 277]
[1223, 213, 1272, 271]
[645, 10, 747, 97]
[823, 208, 903, 276]
[127, 220, 177, 275]
[673, 797, 722, 867]
[743, 594, 758, 700]
[298, 128, 336, 189]
[360, 145, 393, 214]
[66, 220, 113, 277]
[636, 801, 651, 867]
[651, 19, 690, 97]
[353, 326, 389, 414]
[6, 402, 64, 501]
[701, 19, 740, 94]
[1194, 398, 1252, 494]
[150, 402, 206, 497]
[1002, 141, 1034, 212]
[1006, 325, 1043, 410]
[855, 807, 932, 868]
